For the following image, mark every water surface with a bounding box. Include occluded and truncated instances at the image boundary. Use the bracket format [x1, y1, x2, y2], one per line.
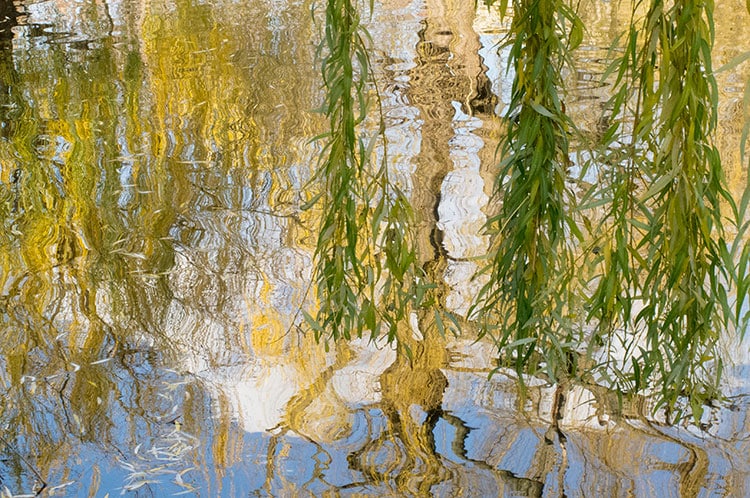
[0, 0, 749, 496]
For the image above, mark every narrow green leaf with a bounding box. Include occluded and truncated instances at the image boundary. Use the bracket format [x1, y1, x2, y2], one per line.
[530, 101, 556, 119]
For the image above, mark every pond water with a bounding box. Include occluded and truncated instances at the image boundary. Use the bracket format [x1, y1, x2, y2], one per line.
[0, 0, 749, 496]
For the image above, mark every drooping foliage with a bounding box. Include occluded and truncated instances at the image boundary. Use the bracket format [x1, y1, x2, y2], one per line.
[307, 0, 432, 346]
[312, 0, 750, 421]
[584, 0, 750, 421]
[469, 0, 584, 385]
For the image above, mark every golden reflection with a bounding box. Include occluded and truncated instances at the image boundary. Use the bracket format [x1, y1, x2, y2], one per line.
[0, 0, 323, 492]
[352, 2, 480, 492]
[0, 0, 748, 495]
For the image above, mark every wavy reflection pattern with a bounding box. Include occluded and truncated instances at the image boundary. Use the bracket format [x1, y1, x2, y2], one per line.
[0, 0, 747, 495]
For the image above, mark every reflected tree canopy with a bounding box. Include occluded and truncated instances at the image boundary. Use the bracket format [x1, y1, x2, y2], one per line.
[0, 0, 748, 495]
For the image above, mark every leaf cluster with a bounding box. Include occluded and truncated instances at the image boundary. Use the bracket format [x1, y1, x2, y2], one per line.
[581, 0, 750, 421]
[305, 0, 432, 346]
[309, 0, 750, 424]
[471, 0, 585, 386]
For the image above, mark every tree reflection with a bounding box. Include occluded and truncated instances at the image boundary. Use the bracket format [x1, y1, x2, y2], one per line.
[0, 0, 747, 494]
[0, 0, 322, 492]
[0, 13, 180, 489]
[330, 2, 505, 493]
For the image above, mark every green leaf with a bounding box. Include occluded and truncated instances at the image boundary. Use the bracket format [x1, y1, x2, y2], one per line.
[530, 101, 556, 119]
[569, 18, 584, 50]
[435, 310, 445, 337]
[641, 172, 676, 201]
[300, 192, 323, 211]
[504, 337, 538, 349]
[715, 50, 750, 73]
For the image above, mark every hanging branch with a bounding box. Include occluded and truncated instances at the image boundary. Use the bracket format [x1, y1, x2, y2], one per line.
[471, 0, 585, 384]
[306, 0, 429, 348]
[588, 0, 746, 422]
